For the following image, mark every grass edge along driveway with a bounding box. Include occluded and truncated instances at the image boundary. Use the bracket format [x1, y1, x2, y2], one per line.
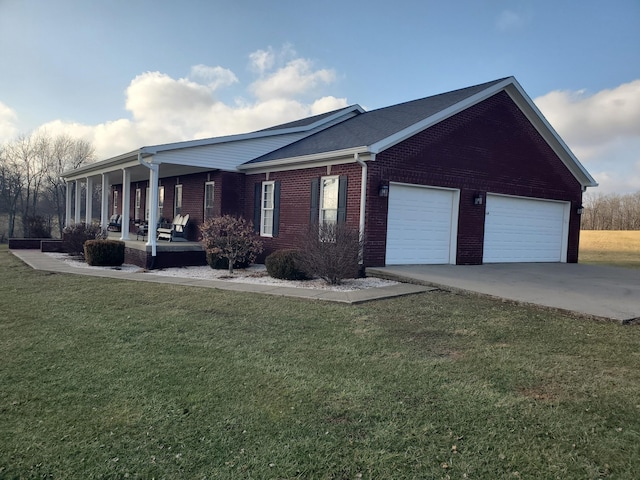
[1, 245, 639, 479]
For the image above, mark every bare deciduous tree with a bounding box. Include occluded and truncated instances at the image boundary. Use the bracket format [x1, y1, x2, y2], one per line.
[582, 191, 640, 230]
[0, 131, 94, 238]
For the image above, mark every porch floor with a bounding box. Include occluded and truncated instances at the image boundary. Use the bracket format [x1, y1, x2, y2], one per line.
[106, 231, 204, 253]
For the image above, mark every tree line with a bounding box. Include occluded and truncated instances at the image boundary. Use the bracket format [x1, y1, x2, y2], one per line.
[582, 191, 640, 230]
[0, 132, 94, 240]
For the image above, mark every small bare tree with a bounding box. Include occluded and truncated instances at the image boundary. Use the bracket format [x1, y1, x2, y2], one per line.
[199, 215, 263, 274]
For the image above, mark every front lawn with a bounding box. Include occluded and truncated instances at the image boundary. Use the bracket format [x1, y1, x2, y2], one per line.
[1, 245, 639, 478]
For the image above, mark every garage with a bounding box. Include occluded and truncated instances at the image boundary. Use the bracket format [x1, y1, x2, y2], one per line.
[385, 183, 458, 264]
[483, 194, 570, 263]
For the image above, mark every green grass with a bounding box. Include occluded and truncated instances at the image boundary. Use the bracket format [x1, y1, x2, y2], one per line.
[1, 246, 640, 479]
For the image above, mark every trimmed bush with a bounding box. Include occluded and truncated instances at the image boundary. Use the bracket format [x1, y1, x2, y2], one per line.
[265, 249, 309, 280]
[62, 223, 105, 256]
[84, 239, 125, 266]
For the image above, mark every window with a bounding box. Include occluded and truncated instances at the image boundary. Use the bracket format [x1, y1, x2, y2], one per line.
[204, 181, 215, 219]
[320, 176, 339, 225]
[310, 176, 347, 225]
[174, 184, 182, 216]
[113, 190, 118, 214]
[261, 181, 275, 236]
[145, 187, 150, 221]
[135, 188, 141, 222]
[158, 186, 165, 219]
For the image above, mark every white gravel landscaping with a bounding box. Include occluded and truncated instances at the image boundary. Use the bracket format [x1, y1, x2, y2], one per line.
[45, 252, 397, 292]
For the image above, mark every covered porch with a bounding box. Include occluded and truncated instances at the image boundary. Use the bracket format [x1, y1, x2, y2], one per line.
[62, 148, 214, 267]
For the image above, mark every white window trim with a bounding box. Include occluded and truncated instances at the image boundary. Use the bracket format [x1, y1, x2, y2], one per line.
[174, 184, 183, 216]
[158, 185, 165, 220]
[135, 188, 141, 221]
[319, 175, 339, 225]
[260, 181, 275, 237]
[145, 187, 150, 222]
[204, 181, 215, 219]
[113, 190, 118, 214]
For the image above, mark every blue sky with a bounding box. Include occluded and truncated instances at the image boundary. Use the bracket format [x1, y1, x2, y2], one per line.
[1, 0, 639, 194]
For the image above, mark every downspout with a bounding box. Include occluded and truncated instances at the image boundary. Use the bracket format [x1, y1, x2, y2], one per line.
[138, 152, 158, 259]
[354, 153, 367, 272]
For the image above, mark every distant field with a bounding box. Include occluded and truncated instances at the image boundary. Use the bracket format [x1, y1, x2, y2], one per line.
[579, 230, 640, 269]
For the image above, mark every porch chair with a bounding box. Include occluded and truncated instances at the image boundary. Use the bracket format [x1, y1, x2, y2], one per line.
[107, 214, 122, 232]
[157, 214, 189, 241]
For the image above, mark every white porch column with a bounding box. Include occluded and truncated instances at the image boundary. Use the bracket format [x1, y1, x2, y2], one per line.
[74, 180, 82, 224]
[101, 173, 110, 231]
[85, 177, 94, 224]
[65, 181, 72, 227]
[120, 168, 131, 240]
[146, 163, 159, 257]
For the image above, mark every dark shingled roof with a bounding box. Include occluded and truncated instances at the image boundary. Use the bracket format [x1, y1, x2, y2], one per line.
[256, 105, 360, 132]
[244, 78, 509, 164]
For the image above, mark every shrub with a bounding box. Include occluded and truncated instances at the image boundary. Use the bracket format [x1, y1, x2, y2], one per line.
[206, 252, 250, 271]
[199, 215, 263, 274]
[62, 223, 105, 256]
[265, 249, 309, 281]
[298, 222, 363, 285]
[84, 239, 125, 266]
[23, 215, 52, 238]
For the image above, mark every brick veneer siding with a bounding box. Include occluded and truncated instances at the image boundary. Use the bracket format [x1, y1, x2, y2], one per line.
[366, 91, 583, 266]
[244, 163, 363, 261]
[114, 170, 245, 242]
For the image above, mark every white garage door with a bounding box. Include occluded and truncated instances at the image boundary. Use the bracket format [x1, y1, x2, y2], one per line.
[483, 194, 569, 263]
[386, 184, 458, 264]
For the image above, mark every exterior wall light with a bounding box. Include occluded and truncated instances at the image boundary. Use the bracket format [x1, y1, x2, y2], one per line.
[577, 205, 584, 215]
[474, 193, 484, 205]
[378, 184, 389, 197]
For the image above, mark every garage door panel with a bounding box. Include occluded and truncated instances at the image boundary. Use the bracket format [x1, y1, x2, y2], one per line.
[386, 184, 457, 264]
[483, 195, 568, 263]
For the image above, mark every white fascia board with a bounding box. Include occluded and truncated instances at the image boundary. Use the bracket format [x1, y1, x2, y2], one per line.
[368, 77, 516, 154]
[237, 146, 371, 173]
[503, 80, 598, 188]
[62, 154, 142, 181]
[140, 105, 365, 155]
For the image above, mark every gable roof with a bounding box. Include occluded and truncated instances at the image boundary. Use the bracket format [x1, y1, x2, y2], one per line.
[239, 77, 597, 189]
[244, 78, 508, 164]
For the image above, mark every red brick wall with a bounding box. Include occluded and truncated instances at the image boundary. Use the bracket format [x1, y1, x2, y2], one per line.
[116, 170, 239, 241]
[244, 164, 363, 260]
[366, 90, 583, 265]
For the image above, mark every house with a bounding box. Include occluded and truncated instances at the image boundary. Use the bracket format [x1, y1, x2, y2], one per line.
[61, 76, 597, 269]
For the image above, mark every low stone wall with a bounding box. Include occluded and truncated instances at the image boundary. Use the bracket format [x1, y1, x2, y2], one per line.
[41, 240, 65, 253]
[8, 238, 48, 249]
[124, 247, 207, 270]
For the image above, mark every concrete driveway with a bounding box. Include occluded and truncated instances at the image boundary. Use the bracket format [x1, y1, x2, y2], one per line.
[368, 263, 640, 322]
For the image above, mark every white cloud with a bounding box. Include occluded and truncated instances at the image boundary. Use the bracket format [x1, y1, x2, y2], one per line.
[190, 64, 238, 90]
[249, 48, 275, 74]
[0, 101, 18, 142]
[250, 58, 337, 100]
[535, 80, 640, 194]
[24, 47, 347, 160]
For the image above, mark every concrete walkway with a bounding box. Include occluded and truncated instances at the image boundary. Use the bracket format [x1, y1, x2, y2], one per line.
[10, 250, 430, 304]
[369, 263, 640, 322]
